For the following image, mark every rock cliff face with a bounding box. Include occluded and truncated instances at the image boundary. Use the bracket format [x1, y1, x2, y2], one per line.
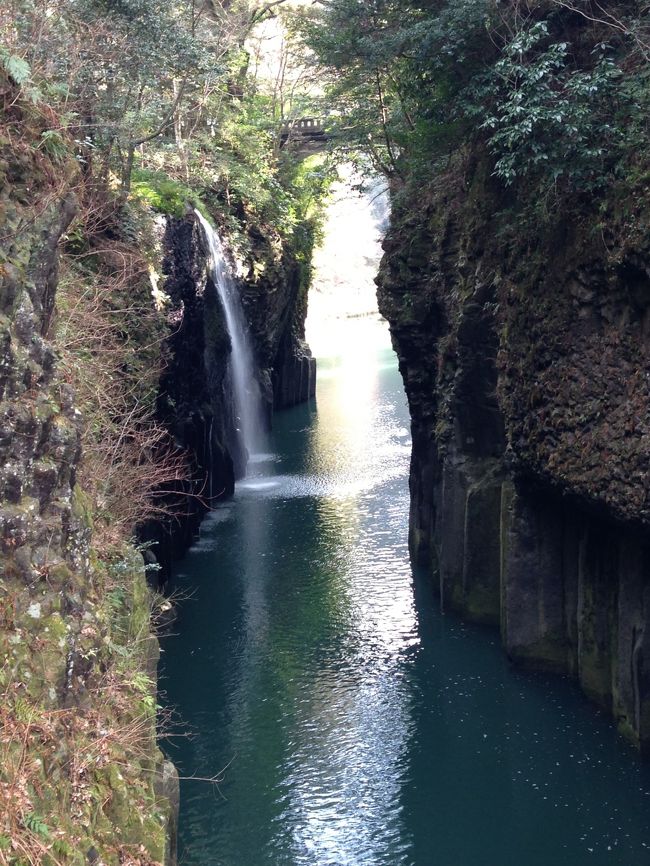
[148, 212, 316, 576]
[0, 71, 316, 858]
[0, 148, 81, 597]
[0, 76, 176, 863]
[241, 223, 317, 413]
[378, 163, 650, 751]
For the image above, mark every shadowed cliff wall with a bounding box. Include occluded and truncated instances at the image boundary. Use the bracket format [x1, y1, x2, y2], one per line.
[145, 211, 316, 578]
[378, 161, 650, 751]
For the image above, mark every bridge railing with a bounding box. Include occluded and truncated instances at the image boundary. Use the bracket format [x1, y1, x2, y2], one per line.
[281, 117, 324, 132]
[279, 119, 329, 153]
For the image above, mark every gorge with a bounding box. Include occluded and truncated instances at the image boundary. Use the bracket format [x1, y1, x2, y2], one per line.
[160, 182, 650, 866]
[2, 1, 650, 864]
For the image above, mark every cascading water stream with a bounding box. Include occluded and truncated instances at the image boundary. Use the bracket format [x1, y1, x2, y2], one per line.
[194, 209, 265, 465]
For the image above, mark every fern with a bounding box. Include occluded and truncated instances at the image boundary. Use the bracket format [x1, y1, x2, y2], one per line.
[52, 839, 73, 858]
[1, 50, 31, 86]
[129, 671, 155, 695]
[39, 129, 68, 162]
[105, 638, 129, 658]
[23, 813, 51, 839]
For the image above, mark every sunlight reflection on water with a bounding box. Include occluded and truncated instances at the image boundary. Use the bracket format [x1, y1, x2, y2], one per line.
[164, 338, 650, 866]
[162, 177, 650, 866]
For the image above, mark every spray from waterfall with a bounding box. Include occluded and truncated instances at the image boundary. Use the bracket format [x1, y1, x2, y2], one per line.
[194, 209, 265, 466]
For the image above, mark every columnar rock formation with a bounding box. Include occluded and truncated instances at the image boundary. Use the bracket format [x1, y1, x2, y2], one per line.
[0, 76, 178, 861]
[378, 165, 650, 751]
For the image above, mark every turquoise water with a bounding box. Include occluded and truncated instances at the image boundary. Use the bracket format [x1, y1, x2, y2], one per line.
[161, 335, 650, 866]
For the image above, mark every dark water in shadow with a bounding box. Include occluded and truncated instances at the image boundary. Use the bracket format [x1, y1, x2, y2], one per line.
[161, 337, 650, 866]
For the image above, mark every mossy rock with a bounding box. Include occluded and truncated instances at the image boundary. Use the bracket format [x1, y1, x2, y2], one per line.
[71, 485, 94, 531]
[130, 169, 206, 219]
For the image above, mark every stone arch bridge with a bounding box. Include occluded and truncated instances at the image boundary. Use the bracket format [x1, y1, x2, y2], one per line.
[279, 118, 329, 153]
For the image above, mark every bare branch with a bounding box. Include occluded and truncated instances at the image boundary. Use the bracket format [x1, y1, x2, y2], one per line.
[250, 0, 291, 28]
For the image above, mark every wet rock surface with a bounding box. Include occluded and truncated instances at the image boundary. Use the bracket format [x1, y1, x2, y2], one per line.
[147, 213, 316, 578]
[241, 223, 317, 412]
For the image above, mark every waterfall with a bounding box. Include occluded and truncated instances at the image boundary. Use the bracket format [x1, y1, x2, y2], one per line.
[194, 209, 265, 466]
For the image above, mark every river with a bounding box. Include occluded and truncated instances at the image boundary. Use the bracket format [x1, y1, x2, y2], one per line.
[161, 315, 650, 866]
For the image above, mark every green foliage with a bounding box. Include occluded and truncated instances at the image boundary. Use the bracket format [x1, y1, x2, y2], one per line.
[210, 102, 282, 218]
[39, 129, 68, 162]
[304, 0, 648, 199]
[51, 838, 73, 858]
[474, 23, 623, 188]
[3, 0, 333, 231]
[107, 585, 127, 615]
[280, 155, 333, 254]
[302, 0, 493, 175]
[0, 47, 42, 102]
[130, 169, 197, 217]
[3, 0, 257, 188]
[22, 813, 51, 839]
[1, 50, 31, 85]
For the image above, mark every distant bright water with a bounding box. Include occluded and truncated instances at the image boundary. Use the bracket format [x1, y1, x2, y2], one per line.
[161, 326, 650, 866]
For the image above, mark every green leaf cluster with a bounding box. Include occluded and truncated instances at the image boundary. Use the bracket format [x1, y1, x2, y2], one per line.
[472, 23, 625, 189]
[303, 0, 649, 197]
[1, 50, 30, 85]
[22, 813, 51, 839]
[130, 169, 199, 217]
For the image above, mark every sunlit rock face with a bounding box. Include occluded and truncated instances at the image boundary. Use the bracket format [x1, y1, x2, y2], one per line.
[0, 114, 85, 666]
[377, 159, 650, 752]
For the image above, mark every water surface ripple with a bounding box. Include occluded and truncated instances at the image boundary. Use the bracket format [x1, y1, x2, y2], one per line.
[162, 342, 650, 866]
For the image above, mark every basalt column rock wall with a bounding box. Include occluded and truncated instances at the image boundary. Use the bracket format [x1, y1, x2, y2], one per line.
[240, 226, 317, 413]
[150, 213, 316, 575]
[377, 165, 650, 751]
[152, 215, 236, 571]
[0, 72, 176, 863]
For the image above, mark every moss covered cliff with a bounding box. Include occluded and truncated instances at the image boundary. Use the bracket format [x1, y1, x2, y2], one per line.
[0, 62, 319, 862]
[377, 143, 650, 750]
[0, 71, 177, 865]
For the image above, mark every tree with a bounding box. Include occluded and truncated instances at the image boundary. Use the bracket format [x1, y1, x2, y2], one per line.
[301, 0, 648, 195]
[301, 0, 494, 178]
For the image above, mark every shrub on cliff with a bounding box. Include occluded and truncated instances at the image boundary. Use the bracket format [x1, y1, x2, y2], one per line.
[303, 0, 649, 200]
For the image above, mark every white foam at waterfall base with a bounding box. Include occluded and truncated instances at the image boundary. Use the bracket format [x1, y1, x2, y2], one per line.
[194, 210, 266, 464]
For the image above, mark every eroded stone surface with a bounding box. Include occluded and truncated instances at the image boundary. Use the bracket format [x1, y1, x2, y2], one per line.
[377, 163, 650, 750]
[0, 74, 174, 863]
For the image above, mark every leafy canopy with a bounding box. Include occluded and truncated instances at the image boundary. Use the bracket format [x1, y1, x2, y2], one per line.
[302, 0, 648, 196]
